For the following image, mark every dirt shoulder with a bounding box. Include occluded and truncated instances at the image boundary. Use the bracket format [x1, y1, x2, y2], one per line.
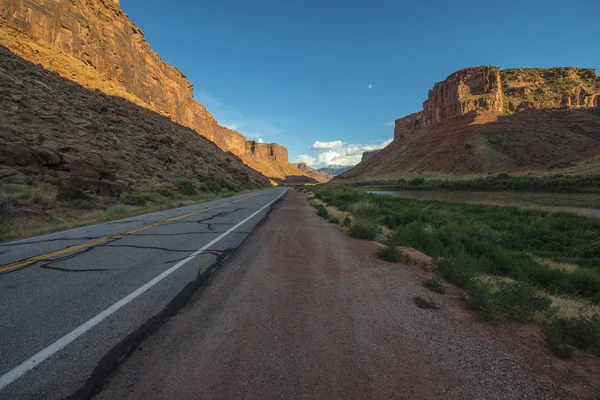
[96, 191, 600, 399]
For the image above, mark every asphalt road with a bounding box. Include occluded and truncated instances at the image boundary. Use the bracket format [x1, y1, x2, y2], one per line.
[0, 187, 286, 400]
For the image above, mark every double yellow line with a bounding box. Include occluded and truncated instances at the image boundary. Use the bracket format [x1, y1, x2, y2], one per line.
[0, 193, 262, 274]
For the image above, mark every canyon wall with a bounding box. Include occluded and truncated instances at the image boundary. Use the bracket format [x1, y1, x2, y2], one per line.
[337, 66, 600, 181]
[394, 66, 600, 142]
[0, 0, 304, 179]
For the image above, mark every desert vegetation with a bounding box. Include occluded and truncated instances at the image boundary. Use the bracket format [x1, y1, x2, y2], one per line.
[308, 185, 600, 358]
[0, 178, 247, 242]
[353, 173, 600, 193]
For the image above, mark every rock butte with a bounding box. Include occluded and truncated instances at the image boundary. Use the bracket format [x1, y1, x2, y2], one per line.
[0, 0, 306, 180]
[336, 66, 600, 181]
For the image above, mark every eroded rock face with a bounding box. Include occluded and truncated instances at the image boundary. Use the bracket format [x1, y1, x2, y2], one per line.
[0, 0, 305, 179]
[0, 45, 270, 193]
[336, 66, 600, 181]
[394, 66, 600, 142]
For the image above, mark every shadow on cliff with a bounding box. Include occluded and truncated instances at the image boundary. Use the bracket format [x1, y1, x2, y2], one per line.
[0, 45, 272, 191]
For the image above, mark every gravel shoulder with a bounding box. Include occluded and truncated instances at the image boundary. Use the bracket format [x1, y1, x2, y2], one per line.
[96, 191, 600, 400]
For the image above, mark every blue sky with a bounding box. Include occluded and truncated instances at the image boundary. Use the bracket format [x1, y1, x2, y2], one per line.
[121, 0, 599, 167]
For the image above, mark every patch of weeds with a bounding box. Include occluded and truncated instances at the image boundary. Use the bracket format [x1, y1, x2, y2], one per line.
[56, 185, 87, 202]
[106, 205, 129, 219]
[315, 204, 329, 219]
[121, 194, 147, 206]
[343, 216, 352, 227]
[175, 179, 196, 196]
[414, 295, 439, 310]
[0, 183, 26, 193]
[424, 278, 446, 294]
[542, 316, 600, 359]
[351, 200, 380, 220]
[155, 187, 174, 198]
[378, 245, 406, 263]
[466, 280, 551, 323]
[145, 192, 162, 202]
[72, 199, 93, 210]
[348, 218, 379, 240]
[409, 177, 425, 186]
[328, 216, 340, 224]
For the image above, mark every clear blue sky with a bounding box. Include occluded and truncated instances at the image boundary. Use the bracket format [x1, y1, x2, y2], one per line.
[121, 0, 599, 167]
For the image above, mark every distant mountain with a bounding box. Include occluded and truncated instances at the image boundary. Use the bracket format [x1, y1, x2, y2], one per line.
[318, 165, 354, 176]
[294, 163, 332, 183]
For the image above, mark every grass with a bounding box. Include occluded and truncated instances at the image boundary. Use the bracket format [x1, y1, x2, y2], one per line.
[414, 295, 439, 310]
[0, 183, 251, 242]
[424, 278, 446, 294]
[310, 184, 600, 357]
[352, 173, 600, 193]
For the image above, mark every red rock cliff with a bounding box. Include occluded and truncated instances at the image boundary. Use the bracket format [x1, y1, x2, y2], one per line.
[394, 66, 600, 142]
[0, 0, 306, 179]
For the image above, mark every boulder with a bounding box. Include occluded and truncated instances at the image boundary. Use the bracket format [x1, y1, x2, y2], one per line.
[0, 143, 62, 167]
[395, 246, 437, 272]
[0, 166, 26, 183]
[64, 159, 122, 197]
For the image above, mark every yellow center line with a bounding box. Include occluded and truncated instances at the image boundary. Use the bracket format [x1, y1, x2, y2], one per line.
[0, 193, 263, 274]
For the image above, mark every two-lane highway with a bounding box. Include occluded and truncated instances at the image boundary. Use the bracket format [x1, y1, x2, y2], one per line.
[0, 187, 286, 399]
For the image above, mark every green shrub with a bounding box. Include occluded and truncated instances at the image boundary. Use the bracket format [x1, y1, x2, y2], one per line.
[409, 177, 425, 186]
[175, 180, 196, 196]
[414, 295, 438, 310]
[542, 316, 600, 359]
[106, 205, 129, 219]
[0, 199, 16, 223]
[351, 200, 381, 220]
[72, 199, 93, 210]
[155, 188, 174, 198]
[424, 278, 446, 294]
[205, 179, 221, 193]
[145, 192, 162, 202]
[466, 280, 551, 323]
[0, 183, 26, 193]
[378, 245, 405, 263]
[56, 185, 87, 202]
[121, 194, 147, 206]
[328, 217, 340, 224]
[349, 218, 379, 240]
[343, 216, 352, 227]
[315, 204, 329, 219]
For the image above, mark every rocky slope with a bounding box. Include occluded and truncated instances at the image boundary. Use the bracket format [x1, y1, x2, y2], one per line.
[294, 163, 333, 183]
[337, 66, 600, 181]
[0, 0, 306, 180]
[0, 44, 269, 193]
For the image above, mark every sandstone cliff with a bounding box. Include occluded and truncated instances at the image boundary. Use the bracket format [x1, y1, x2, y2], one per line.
[0, 0, 306, 179]
[337, 66, 600, 181]
[0, 45, 270, 192]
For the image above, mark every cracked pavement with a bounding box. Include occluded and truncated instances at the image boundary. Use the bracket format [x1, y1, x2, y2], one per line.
[0, 188, 286, 400]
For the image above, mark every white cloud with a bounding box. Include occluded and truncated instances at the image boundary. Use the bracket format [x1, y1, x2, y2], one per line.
[307, 138, 393, 167]
[368, 84, 373, 89]
[294, 154, 317, 165]
[258, 138, 264, 143]
[383, 121, 395, 127]
[310, 140, 345, 150]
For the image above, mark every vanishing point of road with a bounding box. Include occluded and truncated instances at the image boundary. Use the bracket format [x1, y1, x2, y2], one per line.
[0, 188, 286, 399]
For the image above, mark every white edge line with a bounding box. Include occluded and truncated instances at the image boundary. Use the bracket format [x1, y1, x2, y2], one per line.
[1, 189, 269, 245]
[0, 189, 287, 390]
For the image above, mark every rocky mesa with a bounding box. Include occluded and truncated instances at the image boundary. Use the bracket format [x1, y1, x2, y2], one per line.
[0, 0, 306, 180]
[337, 66, 600, 181]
